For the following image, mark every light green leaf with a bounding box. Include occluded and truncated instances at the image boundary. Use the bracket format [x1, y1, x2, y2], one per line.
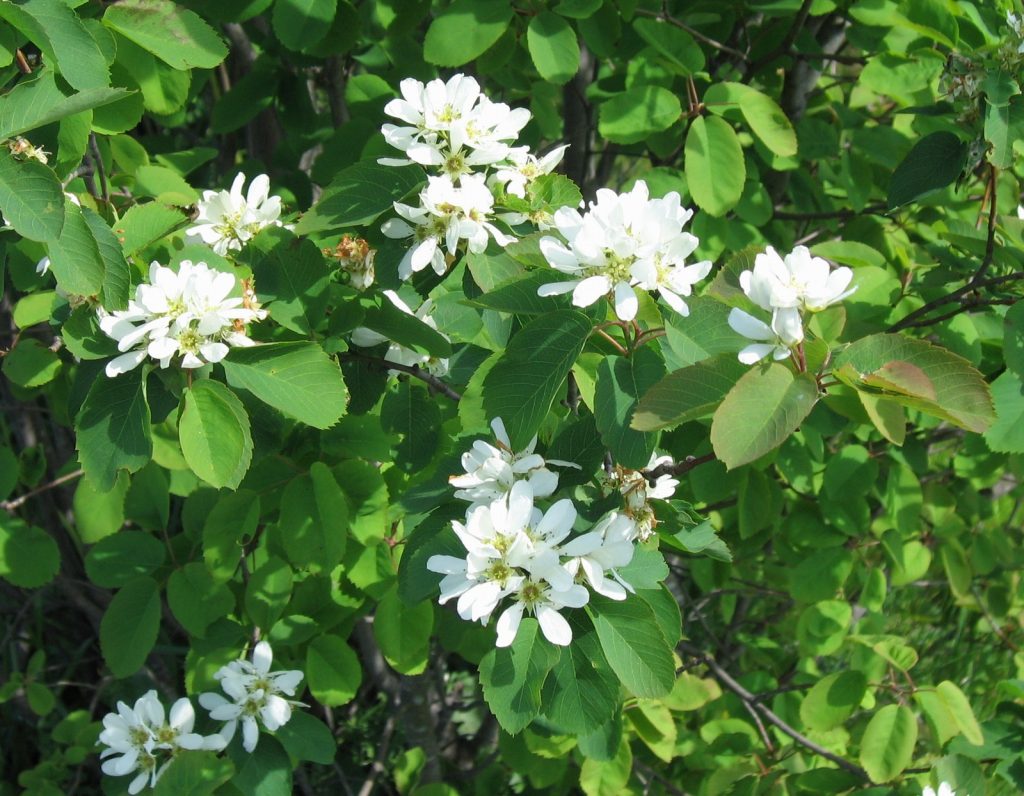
[373, 585, 434, 675]
[222, 343, 347, 429]
[887, 131, 966, 209]
[685, 115, 745, 216]
[799, 671, 867, 732]
[984, 96, 1024, 170]
[527, 11, 579, 85]
[983, 371, 1024, 453]
[704, 82, 797, 157]
[1005, 300, 1024, 378]
[834, 333, 994, 433]
[589, 595, 674, 698]
[711, 363, 818, 470]
[82, 207, 130, 310]
[599, 85, 682, 145]
[0, 150, 64, 242]
[482, 310, 592, 449]
[0, 70, 130, 141]
[2, 338, 61, 388]
[541, 613, 619, 735]
[936, 681, 984, 746]
[632, 354, 748, 431]
[594, 348, 665, 467]
[306, 634, 362, 706]
[480, 618, 561, 734]
[244, 555, 293, 630]
[46, 201, 105, 297]
[76, 368, 153, 492]
[103, 0, 228, 70]
[423, 0, 512, 67]
[272, 0, 336, 51]
[859, 704, 918, 782]
[295, 161, 423, 235]
[179, 379, 253, 490]
[0, 517, 60, 588]
[115, 202, 187, 256]
[100, 575, 161, 678]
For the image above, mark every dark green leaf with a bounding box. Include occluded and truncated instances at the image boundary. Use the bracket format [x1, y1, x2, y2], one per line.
[480, 618, 561, 734]
[295, 162, 423, 235]
[100, 575, 161, 678]
[632, 354, 748, 431]
[594, 348, 665, 467]
[76, 368, 152, 491]
[887, 131, 966, 209]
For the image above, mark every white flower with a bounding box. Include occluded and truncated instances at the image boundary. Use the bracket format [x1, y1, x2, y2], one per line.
[382, 174, 513, 280]
[922, 783, 955, 796]
[492, 144, 569, 198]
[728, 306, 803, 365]
[98, 261, 265, 377]
[349, 289, 450, 377]
[449, 417, 578, 509]
[495, 579, 590, 647]
[537, 181, 709, 321]
[186, 173, 289, 256]
[605, 453, 679, 541]
[741, 245, 855, 314]
[560, 511, 637, 600]
[198, 641, 305, 754]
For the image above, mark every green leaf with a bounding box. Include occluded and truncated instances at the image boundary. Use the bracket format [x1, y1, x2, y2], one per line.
[599, 85, 682, 145]
[984, 96, 1024, 170]
[632, 17, 703, 75]
[541, 613, 619, 735]
[2, 338, 61, 388]
[589, 595, 675, 698]
[594, 349, 665, 467]
[632, 354, 748, 431]
[834, 333, 994, 433]
[887, 131, 966, 209]
[76, 368, 152, 491]
[46, 201, 105, 297]
[222, 343, 347, 429]
[295, 161, 423, 235]
[100, 575, 161, 678]
[0, 517, 60, 588]
[167, 563, 235, 638]
[710, 364, 818, 470]
[470, 269, 573, 315]
[936, 681, 984, 746]
[983, 371, 1024, 453]
[373, 585, 434, 675]
[359, 297, 453, 358]
[483, 310, 592, 449]
[527, 11, 579, 85]
[203, 491, 260, 582]
[423, 0, 513, 67]
[228, 735, 291, 796]
[797, 599, 851, 656]
[306, 634, 362, 706]
[244, 555, 293, 630]
[279, 464, 349, 572]
[799, 671, 867, 732]
[179, 380, 253, 489]
[103, 0, 228, 70]
[685, 115, 745, 216]
[859, 704, 918, 782]
[153, 752, 234, 796]
[272, 0, 336, 51]
[0, 70, 130, 141]
[480, 618, 561, 734]
[82, 207, 130, 310]
[249, 236, 330, 335]
[0, 0, 107, 90]
[274, 712, 337, 765]
[0, 150, 64, 242]
[704, 82, 797, 157]
[115, 202, 186, 256]
[1005, 300, 1024, 379]
[85, 530, 166, 588]
[662, 296, 750, 367]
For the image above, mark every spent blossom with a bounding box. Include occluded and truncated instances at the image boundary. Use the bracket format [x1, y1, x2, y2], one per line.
[349, 289, 450, 377]
[186, 172, 289, 256]
[605, 453, 679, 541]
[537, 180, 711, 321]
[98, 261, 265, 377]
[199, 641, 305, 754]
[324, 235, 375, 290]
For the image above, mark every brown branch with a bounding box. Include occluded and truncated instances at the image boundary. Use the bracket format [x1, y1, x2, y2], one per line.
[746, 0, 815, 74]
[888, 272, 1024, 332]
[773, 202, 887, 221]
[644, 452, 715, 483]
[633, 8, 748, 61]
[341, 352, 461, 401]
[1, 469, 83, 512]
[679, 642, 872, 781]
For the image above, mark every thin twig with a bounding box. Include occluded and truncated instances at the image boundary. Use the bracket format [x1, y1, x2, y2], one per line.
[356, 714, 396, 796]
[644, 452, 715, 483]
[888, 272, 1024, 332]
[773, 202, 887, 221]
[680, 642, 872, 781]
[341, 352, 461, 401]
[1, 469, 83, 512]
[633, 8, 748, 61]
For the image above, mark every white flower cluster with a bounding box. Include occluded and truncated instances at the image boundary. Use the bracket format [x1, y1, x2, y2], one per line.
[98, 260, 266, 377]
[427, 419, 677, 648]
[186, 172, 289, 256]
[98, 691, 223, 794]
[728, 245, 855, 365]
[97, 643, 304, 792]
[604, 453, 680, 542]
[199, 641, 306, 754]
[378, 73, 566, 279]
[537, 180, 712, 322]
[350, 289, 451, 377]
